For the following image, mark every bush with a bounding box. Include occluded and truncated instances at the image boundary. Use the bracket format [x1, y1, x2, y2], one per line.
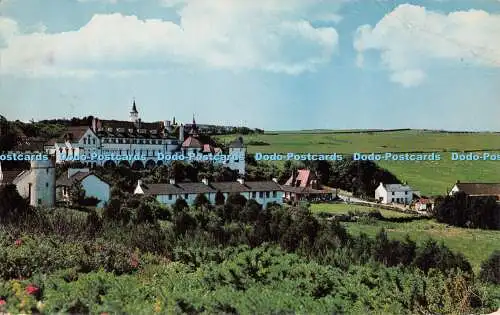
[479, 250, 500, 284]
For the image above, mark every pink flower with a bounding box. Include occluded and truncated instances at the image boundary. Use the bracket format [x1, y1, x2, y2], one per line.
[15, 239, 22, 246]
[26, 284, 39, 295]
[0, 299, 6, 305]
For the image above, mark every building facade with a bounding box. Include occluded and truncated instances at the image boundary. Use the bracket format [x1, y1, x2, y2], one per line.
[45, 101, 246, 174]
[375, 182, 416, 205]
[134, 178, 284, 207]
[56, 168, 111, 208]
[0, 158, 56, 207]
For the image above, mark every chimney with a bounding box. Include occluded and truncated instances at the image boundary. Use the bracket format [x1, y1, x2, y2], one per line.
[138, 179, 142, 186]
[169, 178, 176, 185]
[456, 180, 460, 184]
[237, 178, 244, 185]
[202, 178, 208, 185]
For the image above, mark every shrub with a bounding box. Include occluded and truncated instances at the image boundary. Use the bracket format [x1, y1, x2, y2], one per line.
[479, 250, 500, 285]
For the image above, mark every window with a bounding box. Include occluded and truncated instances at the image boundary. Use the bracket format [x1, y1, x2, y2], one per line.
[45, 182, 48, 187]
[259, 192, 263, 198]
[405, 191, 408, 195]
[272, 191, 277, 198]
[83, 138, 87, 144]
[184, 193, 189, 199]
[92, 139, 96, 144]
[391, 198, 394, 202]
[392, 192, 395, 195]
[168, 194, 172, 200]
[252, 192, 256, 198]
[266, 192, 270, 198]
[38, 199, 42, 205]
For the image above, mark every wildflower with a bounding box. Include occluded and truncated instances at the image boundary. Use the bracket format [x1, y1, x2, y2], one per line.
[0, 299, 6, 305]
[15, 239, 22, 246]
[26, 284, 39, 295]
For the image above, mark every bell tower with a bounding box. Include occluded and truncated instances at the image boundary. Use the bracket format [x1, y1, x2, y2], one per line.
[130, 99, 139, 123]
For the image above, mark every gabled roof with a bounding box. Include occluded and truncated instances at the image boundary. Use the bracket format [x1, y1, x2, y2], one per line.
[57, 126, 91, 143]
[203, 144, 215, 153]
[454, 182, 500, 196]
[182, 136, 203, 148]
[284, 169, 316, 188]
[0, 170, 24, 185]
[56, 171, 108, 187]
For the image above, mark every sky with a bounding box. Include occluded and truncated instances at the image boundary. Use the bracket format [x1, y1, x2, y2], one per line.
[0, 0, 499, 131]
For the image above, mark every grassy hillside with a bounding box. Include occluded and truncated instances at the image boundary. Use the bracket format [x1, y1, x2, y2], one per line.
[310, 203, 500, 272]
[218, 130, 500, 195]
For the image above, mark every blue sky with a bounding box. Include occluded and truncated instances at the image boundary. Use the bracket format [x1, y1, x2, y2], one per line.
[0, 0, 499, 131]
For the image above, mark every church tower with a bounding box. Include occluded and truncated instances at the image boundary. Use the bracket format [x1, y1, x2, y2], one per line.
[130, 99, 139, 123]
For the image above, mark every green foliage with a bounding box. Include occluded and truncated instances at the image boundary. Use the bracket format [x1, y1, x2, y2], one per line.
[480, 250, 500, 285]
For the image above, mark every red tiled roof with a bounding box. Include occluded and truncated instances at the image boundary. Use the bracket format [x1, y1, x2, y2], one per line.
[182, 136, 203, 148]
[203, 144, 215, 153]
[284, 169, 314, 188]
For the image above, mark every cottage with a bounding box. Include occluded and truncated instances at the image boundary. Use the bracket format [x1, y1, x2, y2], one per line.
[56, 168, 110, 207]
[134, 178, 284, 207]
[449, 181, 500, 200]
[281, 169, 335, 201]
[375, 182, 417, 205]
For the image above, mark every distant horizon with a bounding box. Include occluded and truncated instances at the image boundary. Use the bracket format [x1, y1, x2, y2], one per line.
[1, 0, 499, 131]
[3, 113, 500, 134]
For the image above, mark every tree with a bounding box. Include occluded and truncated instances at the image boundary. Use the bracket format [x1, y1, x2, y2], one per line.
[194, 193, 210, 209]
[479, 250, 500, 284]
[69, 182, 86, 205]
[172, 197, 189, 213]
[0, 184, 29, 221]
[215, 190, 225, 206]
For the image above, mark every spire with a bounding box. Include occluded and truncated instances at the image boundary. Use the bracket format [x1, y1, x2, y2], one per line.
[173, 116, 176, 125]
[192, 113, 196, 126]
[131, 98, 138, 114]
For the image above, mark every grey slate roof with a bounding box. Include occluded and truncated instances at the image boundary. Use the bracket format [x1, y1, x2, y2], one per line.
[56, 171, 109, 187]
[383, 184, 412, 192]
[140, 180, 282, 196]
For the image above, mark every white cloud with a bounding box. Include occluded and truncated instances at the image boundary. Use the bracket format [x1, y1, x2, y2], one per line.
[354, 4, 500, 87]
[0, 0, 341, 77]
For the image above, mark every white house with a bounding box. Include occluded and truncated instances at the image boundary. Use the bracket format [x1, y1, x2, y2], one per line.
[0, 158, 56, 207]
[134, 178, 283, 207]
[56, 168, 110, 207]
[375, 182, 417, 205]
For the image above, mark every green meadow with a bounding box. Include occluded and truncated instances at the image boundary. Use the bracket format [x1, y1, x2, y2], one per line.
[219, 130, 500, 195]
[310, 203, 500, 272]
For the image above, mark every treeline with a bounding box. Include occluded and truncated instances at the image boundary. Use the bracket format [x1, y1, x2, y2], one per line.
[433, 192, 500, 229]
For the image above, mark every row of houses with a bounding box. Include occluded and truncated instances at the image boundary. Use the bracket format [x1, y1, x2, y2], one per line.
[2, 157, 498, 211]
[375, 181, 500, 211]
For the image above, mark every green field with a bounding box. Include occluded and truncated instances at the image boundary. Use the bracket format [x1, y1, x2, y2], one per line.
[219, 130, 500, 195]
[310, 203, 499, 272]
[310, 203, 414, 218]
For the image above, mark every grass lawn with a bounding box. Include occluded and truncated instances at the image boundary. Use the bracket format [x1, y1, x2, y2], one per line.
[310, 203, 414, 218]
[344, 219, 500, 272]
